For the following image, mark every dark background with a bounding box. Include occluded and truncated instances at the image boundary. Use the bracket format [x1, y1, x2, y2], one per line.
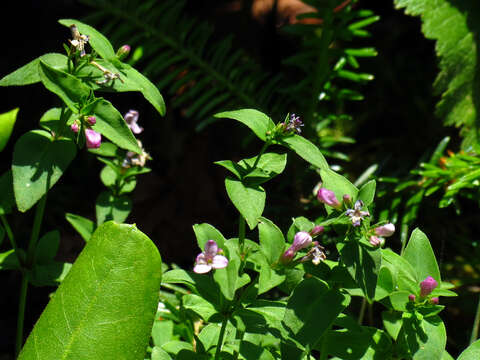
[0, 1, 478, 358]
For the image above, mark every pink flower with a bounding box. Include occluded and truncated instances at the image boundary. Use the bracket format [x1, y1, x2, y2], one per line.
[85, 129, 101, 149]
[310, 225, 324, 237]
[193, 240, 228, 274]
[87, 116, 96, 125]
[430, 297, 439, 305]
[408, 294, 416, 302]
[70, 123, 79, 133]
[317, 188, 341, 208]
[345, 200, 370, 227]
[124, 110, 143, 134]
[420, 276, 438, 297]
[369, 236, 383, 247]
[292, 231, 312, 251]
[280, 247, 295, 264]
[116, 45, 131, 60]
[375, 223, 395, 237]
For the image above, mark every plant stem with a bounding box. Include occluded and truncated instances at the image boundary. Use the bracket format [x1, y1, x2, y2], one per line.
[358, 297, 367, 325]
[15, 273, 29, 357]
[252, 141, 270, 168]
[470, 293, 480, 344]
[238, 215, 246, 256]
[16, 195, 47, 355]
[400, 223, 409, 256]
[214, 316, 229, 360]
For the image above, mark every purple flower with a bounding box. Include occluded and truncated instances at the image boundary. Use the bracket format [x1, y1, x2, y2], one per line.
[124, 110, 143, 134]
[430, 297, 439, 305]
[300, 243, 326, 265]
[85, 129, 101, 149]
[292, 231, 313, 251]
[408, 294, 416, 302]
[420, 276, 438, 297]
[317, 188, 341, 208]
[345, 200, 370, 226]
[310, 225, 324, 237]
[374, 223, 395, 237]
[280, 247, 296, 264]
[70, 122, 79, 133]
[117, 44, 131, 60]
[193, 240, 228, 274]
[87, 116, 96, 125]
[369, 236, 382, 247]
[285, 113, 304, 134]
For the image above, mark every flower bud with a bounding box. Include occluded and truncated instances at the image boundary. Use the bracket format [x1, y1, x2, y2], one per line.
[85, 129, 102, 149]
[317, 188, 341, 208]
[116, 44, 131, 60]
[70, 122, 79, 133]
[375, 223, 395, 237]
[280, 247, 295, 264]
[408, 294, 416, 302]
[292, 231, 312, 251]
[87, 116, 96, 125]
[369, 236, 382, 247]
[343, 194, 353, 207]
[420, 276, 438, 297]
[310, 225, 324, 237]
[430, 297, 439, 305]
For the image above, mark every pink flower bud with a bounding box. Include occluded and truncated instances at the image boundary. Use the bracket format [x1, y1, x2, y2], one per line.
[317, 188, 341, 208]
[375, 223, 395, 237]
[292, 231, 312, 251]
[369, 236, 382, 247]
[420, 276, 438, 297]
[87, 116, 96, 125]
[310, 225, 324, 237]
[116, 45, 131, 60]
[70, 123, 79, 133]
[408, 294, 416, 302]
[430, 297, 439, 305]
[343, 194, 353, 207]
[280, 247, 295, 264]
[85, 129, 102, 149]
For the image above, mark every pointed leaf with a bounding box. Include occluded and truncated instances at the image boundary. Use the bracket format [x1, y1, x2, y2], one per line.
[35, 230, 60, 264]
[95, 191, 132, 225]
[215, 109, 275, 141]
[403, 228, 441, 282]
[192, 223, 226, 251]
[225, 177, 265, 230]
[458, 339, 480, 360]
[357, 180, 376, 206]
[12, 130, 77, 212]
[65, 213, 95, 242]
[258, 217, 285, 265]
[18, 222, 162, 360]
[276, 135, 329, 170]
[0, 108, 19, 151]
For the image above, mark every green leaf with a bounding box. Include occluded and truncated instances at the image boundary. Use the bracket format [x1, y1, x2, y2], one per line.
[213, 255, 240, 301]
[381, 249, 418, 294]
[0, 53, 68, 86]
[320, 168, 358, 214]
[192, 223, 226, 252]
[0, 108, 18, 151]
[29, 262, 72, 287]
[18, 222, 162, 360]
[12, 130, 77, 212]
[39, 107, 76, 135]
[357, 180, 376, 206]
[65, 213, 95, 242]
[393, 0, 480, 147]
[214, 109, 275, 141]
[258, 262, 286, 295]
[88, 142, 119, 157]
[403, 228, 441, 283]
[38, 61, 90, 112]
[0, 170, 15, 215]
[83, 98, 141, 153]
[258, 217, 285, 265]
[340, 240, 381, 301]
[375, 266, 395, 301]
[35, 230, 60, 264]
[0, 249, 21, 270]
[152, 320, 174, 347]
[152, 346, 172, 360]
[58, 19, 116, 60]
[183, 294, 218, 321]
[225, 177, 265, 230]
[96, 191, 132, 225]
[275, 134, 329, 170]
[458, 339, 480, 360]
[389, 291, 412, 312]
[282, 278, 350, 356]
[382, 310, 403, 341]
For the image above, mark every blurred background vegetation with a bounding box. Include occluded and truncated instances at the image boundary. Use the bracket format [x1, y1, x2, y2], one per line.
[0, 0, 479, 358]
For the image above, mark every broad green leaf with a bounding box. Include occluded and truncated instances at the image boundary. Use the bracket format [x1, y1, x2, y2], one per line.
[225, 177, 265, 230]
[381, 249, 418, 294]
[214, 109, 275, 141]
[320, 168, 358, 215]
[35, 230, 60, 264]
[29, 262, 72, 287]
[96, 190, 132, 225]
[375, 266, 395, 301]
[340, 240, 381, 301]
[397, 316, 446, 360]
[441, 350, 454, 360]
[198, 323, 221, 352]
[193, 223, 226, 251]
[357, 180, 376, 206]
[458, 339, 480, 360]
[100, 165, 117, 187]
[389, 291, 412, 312]
[258, 217, 285, 265]
[152, 346, 172, 360]
[0, 249, 21, 270]
[59, 19, 116, 60]
[258, 262, 286, 295]
[65, 213, 95, 242]
[183, 294, 218, 321]
[0, 170, 15, 215]
[275, 134, 329, 170]
[83, 98, 141, 153]
[282, 278, 350, 353]
[161, 341, 194, 355]
[0, 108, 18, 151]
[88, 142, 119, 157]
[382, 310, 403, 341]
[18, 222, 162, 360]
[394, 0, 480, 147]
[213, 253, 240, 301]
[38, 61, 90, 112]
[403, 228, 441, 283]
[39, 107, 75, 135]
[152, 320, 174, 347]
[12, 130, 77, 212]
[0, 53, 68, 86]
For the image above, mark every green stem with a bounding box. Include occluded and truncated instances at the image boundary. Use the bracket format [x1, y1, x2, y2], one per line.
[15, 272, 29, 357]
[238, 215, 246, 256]
[358, 297, 367, 325]
[400, 223, 409, 256]
[252, 141, 270, 169]
[0, 215, 19, 259]
[470, 293, 480, 344]
[214, 316, 229, 360]
[26, 195, 47, 266]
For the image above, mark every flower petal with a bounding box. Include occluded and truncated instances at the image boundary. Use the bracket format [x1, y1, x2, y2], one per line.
[193, 264, 212, 274]
[211, 255, 228, 269]
[204, 240, 218, 257]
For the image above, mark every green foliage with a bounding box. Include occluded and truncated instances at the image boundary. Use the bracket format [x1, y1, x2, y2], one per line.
[394, 0, 480, 147]
[458, 339, 480, 360]
[18, 222, 162, 359]
[0, 108, 18, 152]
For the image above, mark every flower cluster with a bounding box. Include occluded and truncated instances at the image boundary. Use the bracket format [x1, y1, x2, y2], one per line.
[409, 276, 439, 305]
[121, 110, 151, 168]
[193, 240, 228, 274]
[277, 113, 304, 135]
[70, 115, 102, 149]
[280, 227, 326, 265]
[369, 223, 395, 247]
[69, 25, 89, 57]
